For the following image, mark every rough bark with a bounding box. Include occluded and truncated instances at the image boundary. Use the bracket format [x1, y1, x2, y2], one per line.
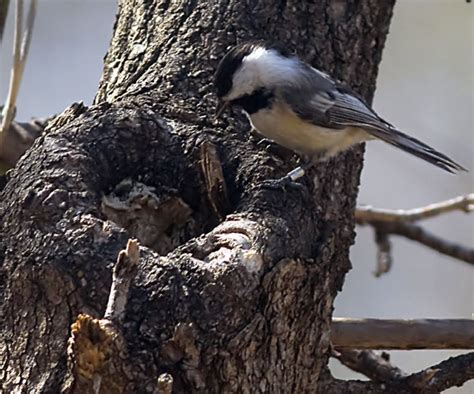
[0, 0, 395, 392]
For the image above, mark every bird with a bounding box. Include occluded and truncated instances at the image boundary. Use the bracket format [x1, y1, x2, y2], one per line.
[213, 42, 466, 185]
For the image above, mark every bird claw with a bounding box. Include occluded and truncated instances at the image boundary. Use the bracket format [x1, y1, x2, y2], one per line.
[256, 137, 273, 147]
[256, 137, 282, 154]
[259, 175, 307, 193]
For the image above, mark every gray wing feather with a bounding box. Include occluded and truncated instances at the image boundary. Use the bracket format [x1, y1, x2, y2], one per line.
[278, 66, 465, 173]
[327, 92, 392, 130]
[279, 66, 390, 131]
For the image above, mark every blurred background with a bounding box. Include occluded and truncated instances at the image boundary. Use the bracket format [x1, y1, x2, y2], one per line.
[0, 0, 472, 391]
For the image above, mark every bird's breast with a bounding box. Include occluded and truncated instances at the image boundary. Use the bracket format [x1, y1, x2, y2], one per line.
[248, 102, 368, 156]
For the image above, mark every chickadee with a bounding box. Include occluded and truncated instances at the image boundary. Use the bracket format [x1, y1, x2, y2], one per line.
[214, 42, 466, 183]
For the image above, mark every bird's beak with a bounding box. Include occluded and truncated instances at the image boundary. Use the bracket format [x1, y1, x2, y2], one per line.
[214, 100, 229, 119]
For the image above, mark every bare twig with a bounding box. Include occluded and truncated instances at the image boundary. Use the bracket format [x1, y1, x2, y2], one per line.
[0, 0, 10, 43]
[104, 238, 140, 325]
[1, 0, 37, 141]
[20, 0, 35, 64]
[373, 229, 392, 277]
[331, 318, 474, 349]
[356, 194, 474, 223]
[0, 0, 23, 138]
[405, 352, 474, 392]
[0, 0, 41, 170]
[333, 349, 406, 382]
[370, 221, 474, 265]
[65, 239, 140, 393]
[356, 194, 474, 273]
[328, 352, 474, 393]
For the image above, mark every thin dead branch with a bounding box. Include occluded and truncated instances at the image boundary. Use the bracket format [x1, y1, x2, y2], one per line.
[0, 0, 10, 43]
[328, 351, 474, 393]
[0, 0, 38, 170]
[329, 319, 474, 391]
[373, 229, 392, 277]
[1, 0, 24, 137]
[331, 318, 474, 350]
[356, 194, 474, 223]
[369, 220, 474, 265]
[404, 352, 474, 392]
[65, 239, 140, 393]
[356, 194, 474, 274]
[104, 238, 140, 325]
[333, 349, 406, 382]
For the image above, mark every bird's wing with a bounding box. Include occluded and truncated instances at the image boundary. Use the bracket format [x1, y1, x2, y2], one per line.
[280, 67, 392, 131]
[326, 90, 393, 130]
[280, 68, 466, 173]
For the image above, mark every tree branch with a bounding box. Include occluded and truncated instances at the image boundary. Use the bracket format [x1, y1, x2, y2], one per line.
[331, 318, 474, 349]
[356, 194, 474, 274]
[0, 0, 23, 137]
[20, 0, 36, 67]
[327, 352, 474, 393]
[373, 229, 392, 277]
[356, 194, 474, 223]
[0, 0, 38, 170]
[104, 238, 140, 326]
[332, 322, 474, 390]
[405, 352, 474, 392]
[0, 0, 10, 43]
[65, 239, 140, 393]
[371, 221, 474, 265]
[333, 349, 406, 382]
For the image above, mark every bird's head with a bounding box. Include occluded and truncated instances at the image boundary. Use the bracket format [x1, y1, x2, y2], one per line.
[213, 42, 298, 117]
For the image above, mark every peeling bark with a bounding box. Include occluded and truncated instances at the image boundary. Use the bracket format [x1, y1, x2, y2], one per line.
[0, 0, 395, 392]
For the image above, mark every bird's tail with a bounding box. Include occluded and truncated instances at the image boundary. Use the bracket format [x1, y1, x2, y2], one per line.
[368, 127, 467, 174]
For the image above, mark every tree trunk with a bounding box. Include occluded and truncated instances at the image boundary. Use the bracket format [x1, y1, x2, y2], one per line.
[0, 0, 395, 392]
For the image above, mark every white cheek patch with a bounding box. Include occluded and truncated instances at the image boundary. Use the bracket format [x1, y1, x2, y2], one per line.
[225, 63, 258, 101]
[224, 47, 301, 101]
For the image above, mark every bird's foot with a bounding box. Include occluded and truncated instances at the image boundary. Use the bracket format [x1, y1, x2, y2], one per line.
[255, 137, 287, 156]
[258, 165, 309, 192]
[256, 137, 274, 148]
[259, 175, 307, 193]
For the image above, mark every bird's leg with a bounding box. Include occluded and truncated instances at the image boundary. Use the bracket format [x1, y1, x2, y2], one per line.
[256, 137, 275, 148]
[258, 160, 313, 192]
[258, 150, 331, 191]
[258, 172, 306, 192]
[282, 151, 330, 181]
[285, 161, 314, 181]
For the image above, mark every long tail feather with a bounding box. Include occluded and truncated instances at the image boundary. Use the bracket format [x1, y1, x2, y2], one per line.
[368, 127, 467, 174]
